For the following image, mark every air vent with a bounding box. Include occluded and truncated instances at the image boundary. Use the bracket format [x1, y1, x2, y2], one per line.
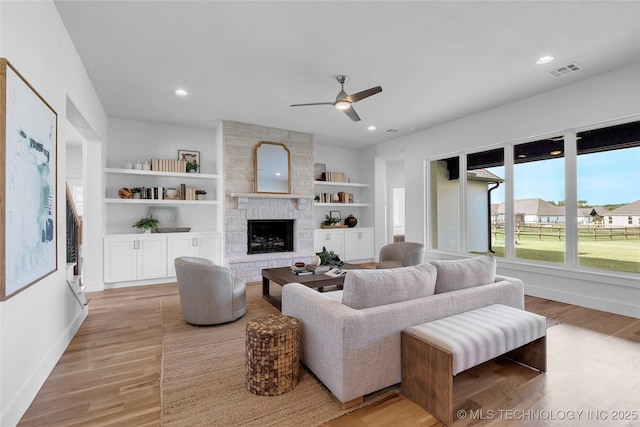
[548, 63, 582, 78]
[386, 129, 399, 133]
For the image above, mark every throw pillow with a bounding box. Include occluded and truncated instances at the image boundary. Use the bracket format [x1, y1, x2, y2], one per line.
[431, 255, 496, 294]
[341, 263, 437, 309]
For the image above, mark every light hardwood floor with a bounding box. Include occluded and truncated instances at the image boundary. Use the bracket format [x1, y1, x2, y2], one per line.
[18, 282, 640, 426]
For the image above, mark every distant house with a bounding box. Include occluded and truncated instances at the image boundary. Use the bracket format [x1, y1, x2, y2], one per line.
[606, 200, 640, 226]
[492, 199, 640, 227]
[577, 206, 610, 224]
[493, 198, 565, 224]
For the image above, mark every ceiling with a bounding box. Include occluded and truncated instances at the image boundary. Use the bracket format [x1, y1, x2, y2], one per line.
[54, 1, 640, 148]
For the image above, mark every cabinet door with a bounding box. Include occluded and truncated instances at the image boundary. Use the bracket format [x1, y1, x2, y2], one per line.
[344, 228, 375, 261]
[195, 233, 222, 265]
[166, 235, 196, 277]
[314, 230, 344, 257]
[343, 230, 360, 261]
[137, 235, 167, 280]
[104, 237, 137, 283]
[357, 228, 375, 259]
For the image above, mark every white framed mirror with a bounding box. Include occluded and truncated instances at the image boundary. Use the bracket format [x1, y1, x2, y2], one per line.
[254, 141, 291, 194]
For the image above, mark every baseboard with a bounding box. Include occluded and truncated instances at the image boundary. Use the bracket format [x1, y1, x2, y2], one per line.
[1, 306, 88, 426]
[525, 284, 640, 319]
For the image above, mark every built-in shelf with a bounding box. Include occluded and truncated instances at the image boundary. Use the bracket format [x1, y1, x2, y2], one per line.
[229, 193, 314, 200]
[313, 180, 368, 188]
[104, 168, 218, 180]
[104, 168, 219, 179]
[104, 198, 219, 205]
[314, 202, 369, 207]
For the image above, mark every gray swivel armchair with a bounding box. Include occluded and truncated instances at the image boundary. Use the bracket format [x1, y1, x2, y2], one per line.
[174, 257, 247, 325]
[376, 242, 426, 269]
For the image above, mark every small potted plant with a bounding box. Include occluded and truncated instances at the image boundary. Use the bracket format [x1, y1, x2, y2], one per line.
[186, 161, 199, 173]
[321, 215, 341, 228]
[132, 215, 159, 233]
[316, 246, 343, 267]
[195, 189, 207, 200]
[131, 187, 142, 199]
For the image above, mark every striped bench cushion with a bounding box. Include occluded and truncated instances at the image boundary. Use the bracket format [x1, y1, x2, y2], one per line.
[404, 304, 546, 375]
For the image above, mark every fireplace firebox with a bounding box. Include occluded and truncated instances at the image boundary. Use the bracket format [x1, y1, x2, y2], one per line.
[247, 220, 294, 254]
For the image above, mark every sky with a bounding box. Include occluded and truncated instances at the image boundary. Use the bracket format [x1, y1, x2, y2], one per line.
[488, 146, 640, 206]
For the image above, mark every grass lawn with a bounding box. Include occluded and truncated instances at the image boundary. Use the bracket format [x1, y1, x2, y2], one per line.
[490, 238, 639, 273]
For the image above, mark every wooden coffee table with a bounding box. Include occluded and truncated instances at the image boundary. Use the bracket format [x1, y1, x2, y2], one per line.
[262, 263, 361, 310]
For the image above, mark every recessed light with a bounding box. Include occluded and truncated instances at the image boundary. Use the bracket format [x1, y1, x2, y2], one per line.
[536, 56, 554, 65]
[550, 150, 562, 156]
[175, 89, 188, 96]
[367, 126, 376, 131]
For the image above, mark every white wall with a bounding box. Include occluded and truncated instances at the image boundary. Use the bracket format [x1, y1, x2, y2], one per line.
[0, 2, 108, 425]
[365, 62, 640, 317]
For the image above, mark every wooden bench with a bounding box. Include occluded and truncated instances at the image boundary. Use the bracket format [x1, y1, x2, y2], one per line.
[401, 304, 546, 425]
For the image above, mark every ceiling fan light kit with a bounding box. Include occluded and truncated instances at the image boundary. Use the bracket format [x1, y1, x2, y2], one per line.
[291, 75, 382, 121]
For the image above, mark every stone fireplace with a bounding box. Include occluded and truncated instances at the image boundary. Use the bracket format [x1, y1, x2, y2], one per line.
[247, 219, 294, 254]
[223, 121, 315, 282]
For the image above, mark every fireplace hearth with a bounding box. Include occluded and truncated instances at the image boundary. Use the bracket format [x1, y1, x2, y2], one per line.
[247, 219, 294, 254]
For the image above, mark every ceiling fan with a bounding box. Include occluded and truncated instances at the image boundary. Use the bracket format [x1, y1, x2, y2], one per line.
[291, 75, 382, 122]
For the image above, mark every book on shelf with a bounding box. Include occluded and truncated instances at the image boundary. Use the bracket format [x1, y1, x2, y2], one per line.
[151, 158, 187, 173]
[321, 171, 347, 183]
[316, 192, 354, 203]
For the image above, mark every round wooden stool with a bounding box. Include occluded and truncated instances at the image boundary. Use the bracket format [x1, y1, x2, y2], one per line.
[245, 314, 300, 396]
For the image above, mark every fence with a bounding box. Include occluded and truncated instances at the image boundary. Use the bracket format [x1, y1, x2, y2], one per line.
[491, 223, 640, 242]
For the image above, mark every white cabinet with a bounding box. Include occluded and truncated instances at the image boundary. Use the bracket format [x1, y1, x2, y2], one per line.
[166, 232, 222, 276]
[314, 227, 374, 262]
[103, 235, 167, 283]
[344, 228, 375, 261]
[314, 229, 345, 256]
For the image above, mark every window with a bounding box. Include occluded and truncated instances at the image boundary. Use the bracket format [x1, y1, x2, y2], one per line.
[577, 121, 640, 273]
[428, 120, 639, 275]
[513, 137, 565, 264]
[466, 148, 504, 257]
[430, 157, 460, 252]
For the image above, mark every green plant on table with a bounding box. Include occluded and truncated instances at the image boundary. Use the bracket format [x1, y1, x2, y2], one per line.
[316, 246, 343, 267]
[195, 189, 207, 195]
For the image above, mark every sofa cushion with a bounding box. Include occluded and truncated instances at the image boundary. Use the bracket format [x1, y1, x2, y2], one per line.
[342, 264, 437, 309]
[431, 255, 496, 294]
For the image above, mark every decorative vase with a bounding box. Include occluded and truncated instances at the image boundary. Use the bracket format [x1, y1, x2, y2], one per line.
[143, 228, 151, 234]
[344, 214, 358, 228]
[165, 188, 178, 198]
[331, 193, 340, 202]
[311, 255, 321, 266]
[132, 193, 141, 199]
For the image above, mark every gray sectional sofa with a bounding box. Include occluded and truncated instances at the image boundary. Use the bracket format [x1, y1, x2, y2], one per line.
[281, 255, 524, 407]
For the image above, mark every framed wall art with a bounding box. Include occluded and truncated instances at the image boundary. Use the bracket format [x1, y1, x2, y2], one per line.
[178, 149, 200, 173]
[1, 58, 58, 300]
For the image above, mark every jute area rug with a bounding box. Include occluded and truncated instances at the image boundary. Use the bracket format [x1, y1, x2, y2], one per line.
[160, 283, 399, 426]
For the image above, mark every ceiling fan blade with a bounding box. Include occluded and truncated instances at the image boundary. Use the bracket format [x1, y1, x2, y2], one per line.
[347, 86, 382, 103]
[290, 102, 333, 107]
[343, 106, 361, 122]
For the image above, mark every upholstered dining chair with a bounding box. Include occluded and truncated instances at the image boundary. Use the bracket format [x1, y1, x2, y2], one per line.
[174, 256, 247, 325]
[376, 242, 426, 269]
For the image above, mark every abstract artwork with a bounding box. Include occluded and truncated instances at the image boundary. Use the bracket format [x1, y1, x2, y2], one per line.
[1, 58, 58, 300]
